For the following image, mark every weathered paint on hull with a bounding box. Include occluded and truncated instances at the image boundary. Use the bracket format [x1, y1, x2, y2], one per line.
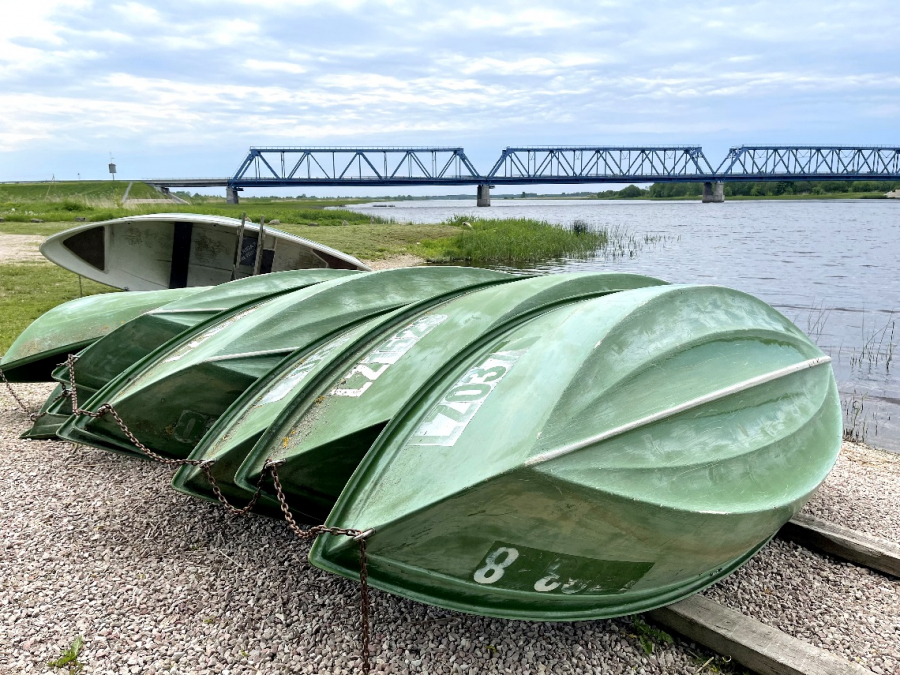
[57, 268, 512, 459]
[310, 285, 842, 620]
[23, 270, 360, 439]
[173, 273, 667, 521]
[1, 287, 205, 382]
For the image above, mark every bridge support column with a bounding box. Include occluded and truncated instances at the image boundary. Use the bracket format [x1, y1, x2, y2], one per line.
[476, 184, 491, 207]
[702, 181, 725, 203]
[226, 186, 240, 204]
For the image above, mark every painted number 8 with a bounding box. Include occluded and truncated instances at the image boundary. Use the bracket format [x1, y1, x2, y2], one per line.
[473, 547, 519, 585]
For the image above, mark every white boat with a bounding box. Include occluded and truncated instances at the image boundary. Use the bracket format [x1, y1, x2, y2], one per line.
[40, 213, 371, 290]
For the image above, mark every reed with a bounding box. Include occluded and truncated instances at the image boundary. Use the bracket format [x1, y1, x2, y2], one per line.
[416, 216, 611, 264]
[842, 391, 877, 444]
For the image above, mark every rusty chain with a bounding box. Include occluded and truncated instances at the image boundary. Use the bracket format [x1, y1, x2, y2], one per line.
[3, 355, 376, 673]
[0, 368, 69, 422]
[64, 355, 269, 518]
[74, 354, 376, 673]
[269, 461, 374, 674]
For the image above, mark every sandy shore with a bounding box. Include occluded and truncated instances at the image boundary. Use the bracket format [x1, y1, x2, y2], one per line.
[361, 254, 425, 270]
[0, 384, 897, 675]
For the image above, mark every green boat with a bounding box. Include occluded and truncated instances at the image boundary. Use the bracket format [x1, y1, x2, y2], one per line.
[57, 267, 512, 459]
[24, 269, 359, 439]
[171, 273, 667, 519]
[0, 288, 205, 383]
[309, 284, 841, 621]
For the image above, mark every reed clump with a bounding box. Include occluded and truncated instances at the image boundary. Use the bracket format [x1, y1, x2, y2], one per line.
[417, 216, 610, 264]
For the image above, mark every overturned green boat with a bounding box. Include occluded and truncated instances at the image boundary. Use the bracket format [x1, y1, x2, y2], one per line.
[310, 284, 841, 620]
[57, 267, 511, 458]
[0, 287, 204, 382]
[26, 269, 359, 439]
[171, 272, 667, 519]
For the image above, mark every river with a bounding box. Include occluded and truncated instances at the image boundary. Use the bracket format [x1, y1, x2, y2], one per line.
[346, 198, 900, 453]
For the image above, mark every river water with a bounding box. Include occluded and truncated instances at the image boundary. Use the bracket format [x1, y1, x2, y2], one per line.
[347, 198, 900, 452]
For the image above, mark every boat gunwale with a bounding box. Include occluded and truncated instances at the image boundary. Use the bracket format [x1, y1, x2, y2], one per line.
[38, 213, 372, 275]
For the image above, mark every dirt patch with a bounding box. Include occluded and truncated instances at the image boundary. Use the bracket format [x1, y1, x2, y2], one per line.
[0, 235, 46, 263]
[361, 253, 425, 270]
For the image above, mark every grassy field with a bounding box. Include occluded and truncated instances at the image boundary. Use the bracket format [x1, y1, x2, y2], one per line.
[0, 263, 115, 352]
[0, 181, 388, 227]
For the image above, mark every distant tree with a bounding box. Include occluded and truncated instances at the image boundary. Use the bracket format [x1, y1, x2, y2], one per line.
[618, 185, 646, 198]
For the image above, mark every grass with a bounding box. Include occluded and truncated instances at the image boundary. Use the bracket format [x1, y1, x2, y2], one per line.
[275, 222, 458, 261]
[47, 635, 84, 674]
[629, 616, 674, 655]
[0, 263, 116, 352]
[0, 180, 157, 202]
[0, 181, 392, 227]
[415, 216, 609, 264]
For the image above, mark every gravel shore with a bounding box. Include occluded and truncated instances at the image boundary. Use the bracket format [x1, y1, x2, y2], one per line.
[1, 383, 898, 674]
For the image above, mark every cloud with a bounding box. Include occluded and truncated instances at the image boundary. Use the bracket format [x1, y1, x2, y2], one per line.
[0, 0, 899, 177]
[112, 2, 162, 24]
[244, 59, 308, 74]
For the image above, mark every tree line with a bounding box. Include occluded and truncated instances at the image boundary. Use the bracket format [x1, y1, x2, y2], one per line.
[596, 180, 900, 199]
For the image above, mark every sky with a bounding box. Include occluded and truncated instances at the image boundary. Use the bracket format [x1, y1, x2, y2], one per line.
[1, 0, 899, 195]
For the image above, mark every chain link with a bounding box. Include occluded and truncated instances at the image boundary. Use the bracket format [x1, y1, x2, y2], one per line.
[0, 368, 69, 422]
[269, 461, 375, 675]
[6, 354, 376, 674]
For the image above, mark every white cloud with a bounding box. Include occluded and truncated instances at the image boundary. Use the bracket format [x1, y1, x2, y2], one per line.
[112, 2, 162, 24]
[244, 59, 308, 74]
[1, 0, 900, 177]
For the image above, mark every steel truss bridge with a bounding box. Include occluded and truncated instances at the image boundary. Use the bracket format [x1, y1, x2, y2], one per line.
[143, 145, 900, 204]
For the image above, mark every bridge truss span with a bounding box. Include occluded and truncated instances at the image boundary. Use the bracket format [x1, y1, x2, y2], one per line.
[231, 146, 482, 187]
[716, 146, 900, 181]
[485, 146, 716, 184]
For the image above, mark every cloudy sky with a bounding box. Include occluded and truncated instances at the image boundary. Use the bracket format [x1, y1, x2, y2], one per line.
[2, 0, 899, 192]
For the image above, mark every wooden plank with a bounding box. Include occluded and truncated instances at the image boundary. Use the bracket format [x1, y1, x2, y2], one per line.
[648, 595, 873, 675]
[779, 514, 900, 578]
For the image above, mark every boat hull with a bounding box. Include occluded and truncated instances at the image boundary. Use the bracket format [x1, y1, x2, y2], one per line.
[310, 285, 842, 620]
[23, 270, 359, 439]
[179, 273, 667, 522]
[40, 214, 370, 291]
[1, 288, 204, 382]
[57, 268, 512, 459]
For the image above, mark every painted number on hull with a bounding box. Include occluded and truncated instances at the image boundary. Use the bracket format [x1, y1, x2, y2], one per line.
[331, 314, 448, 398]
[163, 306, 259, 363]
[472, 542, 654, 596]
[257, 332, 354, 406]
[408, 349, 525, 447]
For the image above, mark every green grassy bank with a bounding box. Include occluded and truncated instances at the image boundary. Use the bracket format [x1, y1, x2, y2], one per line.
[415, 216, 610, 264]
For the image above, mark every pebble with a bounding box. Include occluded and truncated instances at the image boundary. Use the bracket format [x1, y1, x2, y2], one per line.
[0, 383, 897, 674]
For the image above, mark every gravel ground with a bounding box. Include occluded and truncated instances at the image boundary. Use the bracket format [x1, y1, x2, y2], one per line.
[1, 383, 898, 675]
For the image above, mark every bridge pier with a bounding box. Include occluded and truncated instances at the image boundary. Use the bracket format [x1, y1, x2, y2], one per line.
[702, 181, 725, 203]
[477, 184, 491, 207]
[226, 186, 241, 204]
